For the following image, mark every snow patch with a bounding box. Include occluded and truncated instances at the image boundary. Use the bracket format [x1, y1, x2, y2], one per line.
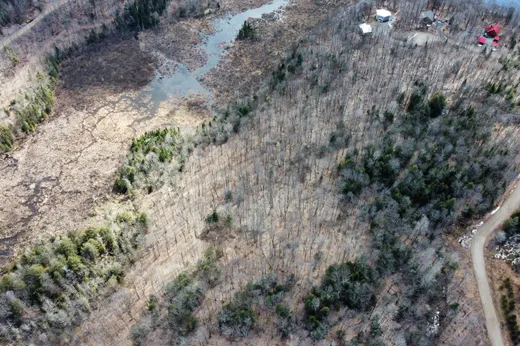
[495, 235, 520, 265]
[427, 310, 440, 336]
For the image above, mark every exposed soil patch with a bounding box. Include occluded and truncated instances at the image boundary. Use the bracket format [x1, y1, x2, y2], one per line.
[198, 220, 237, 246]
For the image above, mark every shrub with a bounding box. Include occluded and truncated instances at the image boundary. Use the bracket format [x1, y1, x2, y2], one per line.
[501, 277, 517, 334]
[218, 300, 255, 338]
[338, 154, 368, 197]
[81, 240, 100, 262]
[275, 304, 294, 339]
[237, 21, 255, 40]
[428, 92, 447, 118]
[196, 247, 223, 287]
[336, 329, 346, 340]
[218, 275, 293, 339]
[0, 125, 14, 153]
[205, 210, 220, 224]
[131, 251, 224, 343]
[224, 189, 233, 203]
[166, 273, 192, 300]
[407, 91, 426, 114]
[23, 264, 45, 299]
[114, 128, 183, 194]
[130, 323, 149, 346]
[166, 286, 204, 335]
[504, 211, 520, 237]
[384, 110, 395, 125]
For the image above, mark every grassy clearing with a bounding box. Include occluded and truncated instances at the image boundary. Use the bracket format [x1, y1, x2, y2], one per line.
[0, 211, 148, 343]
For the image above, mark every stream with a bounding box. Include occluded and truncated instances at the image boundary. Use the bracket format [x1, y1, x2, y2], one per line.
[0, 1, 290, 259]
[135, 0, 288, 115]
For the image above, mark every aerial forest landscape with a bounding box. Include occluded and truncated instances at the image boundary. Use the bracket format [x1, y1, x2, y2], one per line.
[2, 0, 520, 345]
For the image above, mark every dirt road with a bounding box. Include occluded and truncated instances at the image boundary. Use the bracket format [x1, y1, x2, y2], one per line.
[471, 181, 520, 346]
[0, 0, 70, 48]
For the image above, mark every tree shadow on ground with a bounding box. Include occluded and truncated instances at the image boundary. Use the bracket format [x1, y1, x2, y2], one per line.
[58, 35, 158, 96]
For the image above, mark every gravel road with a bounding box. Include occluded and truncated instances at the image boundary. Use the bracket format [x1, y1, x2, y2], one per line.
[471, 181, 520, 346]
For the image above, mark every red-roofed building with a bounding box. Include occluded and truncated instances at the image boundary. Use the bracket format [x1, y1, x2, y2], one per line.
[486, 24, 500, 37]
[478, 36, 487, 45]
[494, 36, 500, 42]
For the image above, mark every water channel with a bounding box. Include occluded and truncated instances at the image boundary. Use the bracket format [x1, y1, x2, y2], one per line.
[136, 0, 287, 114]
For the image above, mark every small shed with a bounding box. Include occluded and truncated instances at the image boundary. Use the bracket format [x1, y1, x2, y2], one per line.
[420, 10, 435, 25]
[477, 36, 487, 45]
[376, 9, 392, 23]
[359, 23, 372, 35]
[486, 24, 500, 37]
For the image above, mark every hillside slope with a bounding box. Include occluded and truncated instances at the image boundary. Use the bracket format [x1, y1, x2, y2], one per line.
[1, 0, 520, 345]
[74, 3, 520, 345]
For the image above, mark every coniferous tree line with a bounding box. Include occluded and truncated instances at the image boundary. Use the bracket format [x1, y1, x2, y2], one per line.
[0, 212, 148, 344]
[115, 0, 170, 31]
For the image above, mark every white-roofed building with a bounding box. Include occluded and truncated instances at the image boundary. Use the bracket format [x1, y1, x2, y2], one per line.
[359, 23, 372, 35]
[376, 9, 392, 23]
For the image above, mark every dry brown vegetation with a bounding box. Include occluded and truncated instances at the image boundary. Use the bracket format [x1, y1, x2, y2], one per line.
[72, 5, 520, 345]
[1, 0, 520, 345]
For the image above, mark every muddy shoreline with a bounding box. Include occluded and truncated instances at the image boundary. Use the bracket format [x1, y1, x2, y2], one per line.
[0, 0, 317, 264]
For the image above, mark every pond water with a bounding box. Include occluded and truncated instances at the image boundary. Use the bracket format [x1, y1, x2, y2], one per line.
[137, 0, 288, 114]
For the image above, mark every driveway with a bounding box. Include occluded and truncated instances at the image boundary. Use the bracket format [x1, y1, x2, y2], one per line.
[471, 182, 520, 346]
[435, 20, 446, 41]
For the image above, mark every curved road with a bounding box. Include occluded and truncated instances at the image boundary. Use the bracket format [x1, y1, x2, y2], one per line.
[471, 182, 520, 346]
[0, 0, 70, 48]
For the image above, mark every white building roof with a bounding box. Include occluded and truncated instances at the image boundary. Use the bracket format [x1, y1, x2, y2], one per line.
[359, 23, 372, 34]
[376, 9, 392, 18]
